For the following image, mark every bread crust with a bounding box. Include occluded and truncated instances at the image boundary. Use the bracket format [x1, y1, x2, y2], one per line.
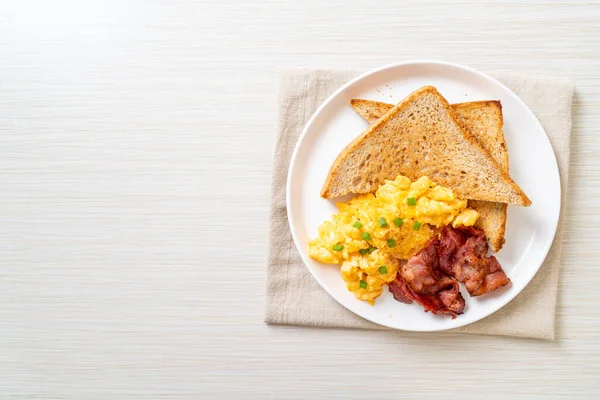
[321, 86, 531, 207]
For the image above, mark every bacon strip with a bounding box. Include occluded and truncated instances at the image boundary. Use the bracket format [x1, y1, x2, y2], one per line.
[439, 226, 510, 296]
[388, 226, 510, 318]
[389, 238, 465, 318]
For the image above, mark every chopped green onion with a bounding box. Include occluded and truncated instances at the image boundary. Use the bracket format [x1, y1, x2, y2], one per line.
[332, 244, 344, 251]
[378, 217, 388, 227]
[353, 221, 363, 229]
[393, 217, 404, 227]
[361, 232, 371, 241]
[359, 247, 376, 256]
[407, 197, 417, 206]
[379, 266, 388, 274]
[359, 280, 367, 289]
[413, 221, 422, 230]
[387, 238, 396, 248]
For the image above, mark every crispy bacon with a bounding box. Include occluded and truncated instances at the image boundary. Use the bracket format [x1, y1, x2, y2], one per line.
[471, 254, 510, 296]
[438, 225, 467, 275]
[388, 274, 419, 304]
[389, 238, 465, 318]
[439, 226, 510, 296]
[389, 277, 465, 318]
[388, 226, 510, 317]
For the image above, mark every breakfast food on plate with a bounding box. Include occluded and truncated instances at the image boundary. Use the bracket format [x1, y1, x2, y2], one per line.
[320, 86, 531, 207]
[340, 250, 401, 304]
[309, 85, 528, 317]
[350, 99, 509, 252]
[308, 175, 479, 305]
[387, 224, 510, 318]
[436, 226, 510, 296]
[389, 240, 466, 318]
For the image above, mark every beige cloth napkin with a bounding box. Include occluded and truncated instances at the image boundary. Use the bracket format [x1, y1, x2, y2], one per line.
[265, 68, 574, 340]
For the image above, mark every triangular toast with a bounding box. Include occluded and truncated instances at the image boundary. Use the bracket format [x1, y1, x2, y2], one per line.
[321, 86, 531, 207]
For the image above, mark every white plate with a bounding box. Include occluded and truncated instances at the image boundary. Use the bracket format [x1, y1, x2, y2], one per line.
[286, 60, 560, 331]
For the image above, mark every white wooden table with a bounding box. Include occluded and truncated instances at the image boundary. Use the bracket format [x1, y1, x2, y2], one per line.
[1, 1, 599, 398]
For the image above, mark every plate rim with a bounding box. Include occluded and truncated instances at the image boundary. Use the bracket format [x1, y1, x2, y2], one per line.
[285, 59, 561, 332]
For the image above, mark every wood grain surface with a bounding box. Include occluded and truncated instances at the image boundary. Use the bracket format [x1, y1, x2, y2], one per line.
[1, 1, 599, 398]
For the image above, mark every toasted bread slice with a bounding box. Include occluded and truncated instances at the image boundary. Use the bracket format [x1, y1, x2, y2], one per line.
[321, 86, 531, 207]
[350, 98, 508, 251]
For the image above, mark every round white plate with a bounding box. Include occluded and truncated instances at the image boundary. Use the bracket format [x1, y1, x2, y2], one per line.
[286, 60, 560, 331]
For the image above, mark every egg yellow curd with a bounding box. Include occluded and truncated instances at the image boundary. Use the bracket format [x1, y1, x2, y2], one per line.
[308, 175, 479, 305]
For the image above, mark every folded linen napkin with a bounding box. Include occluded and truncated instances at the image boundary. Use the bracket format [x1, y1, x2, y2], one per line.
[265, 68, 574, 339]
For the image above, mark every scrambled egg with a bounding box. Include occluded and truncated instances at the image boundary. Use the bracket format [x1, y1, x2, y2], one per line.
[308, 175, 479, 304]
[340, 249, 401, 305]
